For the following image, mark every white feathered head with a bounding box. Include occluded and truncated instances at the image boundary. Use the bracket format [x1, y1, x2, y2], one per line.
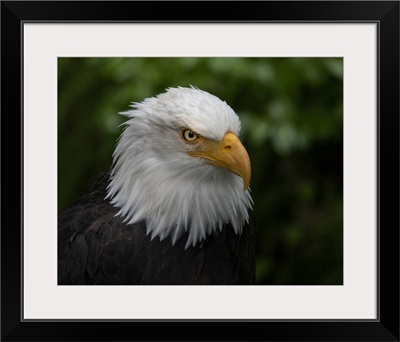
[107, 86, 253, 248]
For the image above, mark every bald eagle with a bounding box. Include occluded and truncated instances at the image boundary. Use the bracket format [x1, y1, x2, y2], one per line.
[58, 87, 256, 285]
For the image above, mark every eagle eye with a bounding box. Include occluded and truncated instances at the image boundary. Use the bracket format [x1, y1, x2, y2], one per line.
[181, 129, 199, 142]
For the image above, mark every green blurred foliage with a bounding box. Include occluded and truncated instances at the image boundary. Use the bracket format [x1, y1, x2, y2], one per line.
[58, 57, 343, 285]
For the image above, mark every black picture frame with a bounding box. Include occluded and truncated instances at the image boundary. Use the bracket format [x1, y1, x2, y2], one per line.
[1, 1, 399, 341]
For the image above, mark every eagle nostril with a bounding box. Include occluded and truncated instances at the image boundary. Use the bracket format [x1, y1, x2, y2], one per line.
[224, 145, 232, 151]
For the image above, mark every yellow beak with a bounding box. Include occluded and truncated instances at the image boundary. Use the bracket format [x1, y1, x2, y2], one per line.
[188, 132, 251, 190]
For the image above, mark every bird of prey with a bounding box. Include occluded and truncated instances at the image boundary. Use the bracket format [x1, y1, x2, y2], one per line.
[58, 86, 255, 285]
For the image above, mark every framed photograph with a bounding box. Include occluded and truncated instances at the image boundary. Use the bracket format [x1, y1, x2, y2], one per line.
[2, 1, 399, 341]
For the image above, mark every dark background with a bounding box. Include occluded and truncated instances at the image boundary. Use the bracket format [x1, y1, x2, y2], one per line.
[58, 57, 343, 285]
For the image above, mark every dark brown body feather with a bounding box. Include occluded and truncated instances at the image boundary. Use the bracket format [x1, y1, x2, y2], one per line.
[58, 172, 256, 285]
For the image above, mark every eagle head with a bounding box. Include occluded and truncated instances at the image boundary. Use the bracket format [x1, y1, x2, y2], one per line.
[106, 86, 253, 248]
